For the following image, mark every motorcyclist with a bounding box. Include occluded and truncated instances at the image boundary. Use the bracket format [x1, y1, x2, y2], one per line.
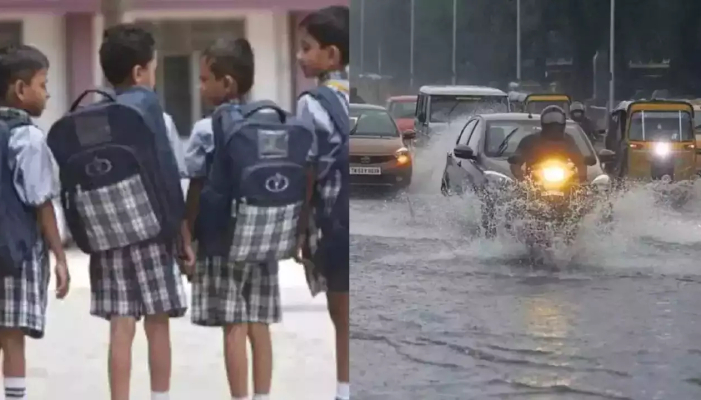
[570, 101, 597, 142]
[509, 105, 588, 183]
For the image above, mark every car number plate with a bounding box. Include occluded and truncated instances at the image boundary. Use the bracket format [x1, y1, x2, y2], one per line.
[543, 190, 565, 197]
[350, 167, 381, 175]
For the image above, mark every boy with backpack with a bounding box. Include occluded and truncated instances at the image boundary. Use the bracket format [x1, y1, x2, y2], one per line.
[182, 37, 315, 399]
[47, 24, 190, 400]
[296, 6, 351, 400]
[0, 44, 70, 400]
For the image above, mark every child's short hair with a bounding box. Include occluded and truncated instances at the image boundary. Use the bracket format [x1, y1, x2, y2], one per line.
[202, 38, 255, 96]
[0, 44, 49, 100]
[299, 6, 349, 67]
[99, 24, 155, 86]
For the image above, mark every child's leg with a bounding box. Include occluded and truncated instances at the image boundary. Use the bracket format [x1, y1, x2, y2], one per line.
[327, 292, 350, 385]
[109, 316, 137, 400]
[144, 313, 171, 394]
[224, 323, 249, 398]
[0, 328, 26, 399]
[248, 323, 273, 395]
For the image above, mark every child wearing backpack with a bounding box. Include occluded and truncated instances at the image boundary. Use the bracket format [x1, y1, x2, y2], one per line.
[0, 44, 70, 400]
[86, 25, 190, 400]
[296, 6, 351, 400]
[183, 38, 281, 400]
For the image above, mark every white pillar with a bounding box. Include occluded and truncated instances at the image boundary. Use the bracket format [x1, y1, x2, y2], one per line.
[21, 14, 67, 131]
[246, 10, 292, 110]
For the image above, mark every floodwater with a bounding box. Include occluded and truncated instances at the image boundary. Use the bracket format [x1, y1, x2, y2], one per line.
[350, 129, 701, 400]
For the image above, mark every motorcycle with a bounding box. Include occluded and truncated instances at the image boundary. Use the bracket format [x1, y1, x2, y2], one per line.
[507, 157, 588, 255]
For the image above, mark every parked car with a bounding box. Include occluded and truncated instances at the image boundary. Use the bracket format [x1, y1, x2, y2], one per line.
[350, 104, 415, 189]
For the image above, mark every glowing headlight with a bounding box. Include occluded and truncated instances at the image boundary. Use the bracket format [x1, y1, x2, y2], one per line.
[653, 142, 671, 157]
[395, 147, 410, 165]
[542, 167, 566, 182]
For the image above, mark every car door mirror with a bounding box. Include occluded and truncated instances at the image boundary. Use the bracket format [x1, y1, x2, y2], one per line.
[597, 148, 616, 163]
[507, 154, 522, 165]
[402, 130, 416, 139]
[584, 155, 597, 166]
[454, 144, 475, 160]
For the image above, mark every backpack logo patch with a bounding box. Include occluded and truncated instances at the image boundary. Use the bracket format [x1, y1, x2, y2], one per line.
[264, 173, 289, 193]
[85, 156, 113, 177]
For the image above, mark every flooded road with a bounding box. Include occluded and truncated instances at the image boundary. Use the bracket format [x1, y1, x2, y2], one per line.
[350, 135, 701, 399]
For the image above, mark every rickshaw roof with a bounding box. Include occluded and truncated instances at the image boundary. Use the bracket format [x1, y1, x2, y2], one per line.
[525, 93, 571, 102]
[623, 99, 694, 117]
[418, 85, 507, 97]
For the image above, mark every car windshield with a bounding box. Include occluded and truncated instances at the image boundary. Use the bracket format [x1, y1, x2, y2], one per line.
[388, 100, 416, 119]
[349, 109, 399, 137]
[629, 111, 693, 141]
[483, 120, 594, 158]
[429, 95, 508, 122]
[526, 101, 570, 114]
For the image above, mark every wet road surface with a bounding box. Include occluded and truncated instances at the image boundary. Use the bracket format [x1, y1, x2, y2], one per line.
[350, 138, 701, 400]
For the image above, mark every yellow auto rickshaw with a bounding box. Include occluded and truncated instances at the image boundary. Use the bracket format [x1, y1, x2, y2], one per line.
[606, 100, 696, 182]
[524, 94, 571, 115]
[686, 100, 701, 174]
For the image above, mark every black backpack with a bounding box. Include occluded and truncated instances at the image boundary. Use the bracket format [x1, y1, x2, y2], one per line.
[47, 88, 185, 254]
[0, 115, 38, 275]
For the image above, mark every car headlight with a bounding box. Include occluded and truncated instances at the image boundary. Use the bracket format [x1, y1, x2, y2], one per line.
[484, 170, 514, 186]
[395, 147, 411, 165]
[592, 174, 611, 189]
[653, 142, 671, 157]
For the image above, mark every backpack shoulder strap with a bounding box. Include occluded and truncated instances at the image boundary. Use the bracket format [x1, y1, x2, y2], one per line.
[301, 86, 349, 138]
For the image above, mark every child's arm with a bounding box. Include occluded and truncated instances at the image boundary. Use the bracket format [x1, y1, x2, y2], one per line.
[9, 125, 69, 298]
[184, 178, 204, 238]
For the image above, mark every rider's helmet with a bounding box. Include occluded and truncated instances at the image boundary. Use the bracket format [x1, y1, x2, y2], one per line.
[570, 101, 585, 120]
[540, 105, 567, 140]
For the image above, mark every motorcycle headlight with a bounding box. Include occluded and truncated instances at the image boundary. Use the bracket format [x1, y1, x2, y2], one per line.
[653, 142, 671, 157]
[395, 147, 411, 165]
[542, 166, 566, 183]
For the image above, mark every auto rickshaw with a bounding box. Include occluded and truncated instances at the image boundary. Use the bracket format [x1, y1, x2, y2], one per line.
[524, 94, 572, 115]
[685, 100, 701, 174]
[605, 99, 696, 182]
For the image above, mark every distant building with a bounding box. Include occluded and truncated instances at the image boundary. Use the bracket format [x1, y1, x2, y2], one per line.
[0, 0, 346, 133]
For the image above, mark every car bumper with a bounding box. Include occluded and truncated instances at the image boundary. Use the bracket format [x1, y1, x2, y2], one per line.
[350, 161, 412, 187]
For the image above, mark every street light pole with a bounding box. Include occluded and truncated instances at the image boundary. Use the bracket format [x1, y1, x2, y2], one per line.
[608, 0, 615, 113]
[516, 0, 521, 81]
[409, 0, 415, 89]
[452, 0, 457, 85]
[360, 0, 365, 74]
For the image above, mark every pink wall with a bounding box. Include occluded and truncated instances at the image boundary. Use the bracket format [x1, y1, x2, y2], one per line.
[290, 11, 317, 104]
[65, 12, 94, 102]
[0, 0, 347, 12]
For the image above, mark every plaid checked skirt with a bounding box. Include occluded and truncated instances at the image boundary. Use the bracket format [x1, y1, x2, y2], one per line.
[191, 256, 281, 326]
[89, 240, 187, 320]
[0, 240, 50, 339]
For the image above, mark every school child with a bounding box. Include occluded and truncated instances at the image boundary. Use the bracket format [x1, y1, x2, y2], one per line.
[0, 44, 70, 400]
[47, 24, 191, 400]
[296, 6, 351, 400]
[183, 37, 282, 400]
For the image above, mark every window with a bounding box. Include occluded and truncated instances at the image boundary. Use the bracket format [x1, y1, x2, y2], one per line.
[467, 120, 483, 150]
[629, 111, 693, 141]
[416, 95, 427, 121]
[0, 22, 21, 47]
[428, 95, 509, 122]
[457, 119, 477, 145]
[388, 100, 417, 119]
[349, 108, 399, 137]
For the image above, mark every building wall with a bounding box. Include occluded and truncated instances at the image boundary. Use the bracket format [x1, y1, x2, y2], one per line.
[0, 13, 68, 131]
